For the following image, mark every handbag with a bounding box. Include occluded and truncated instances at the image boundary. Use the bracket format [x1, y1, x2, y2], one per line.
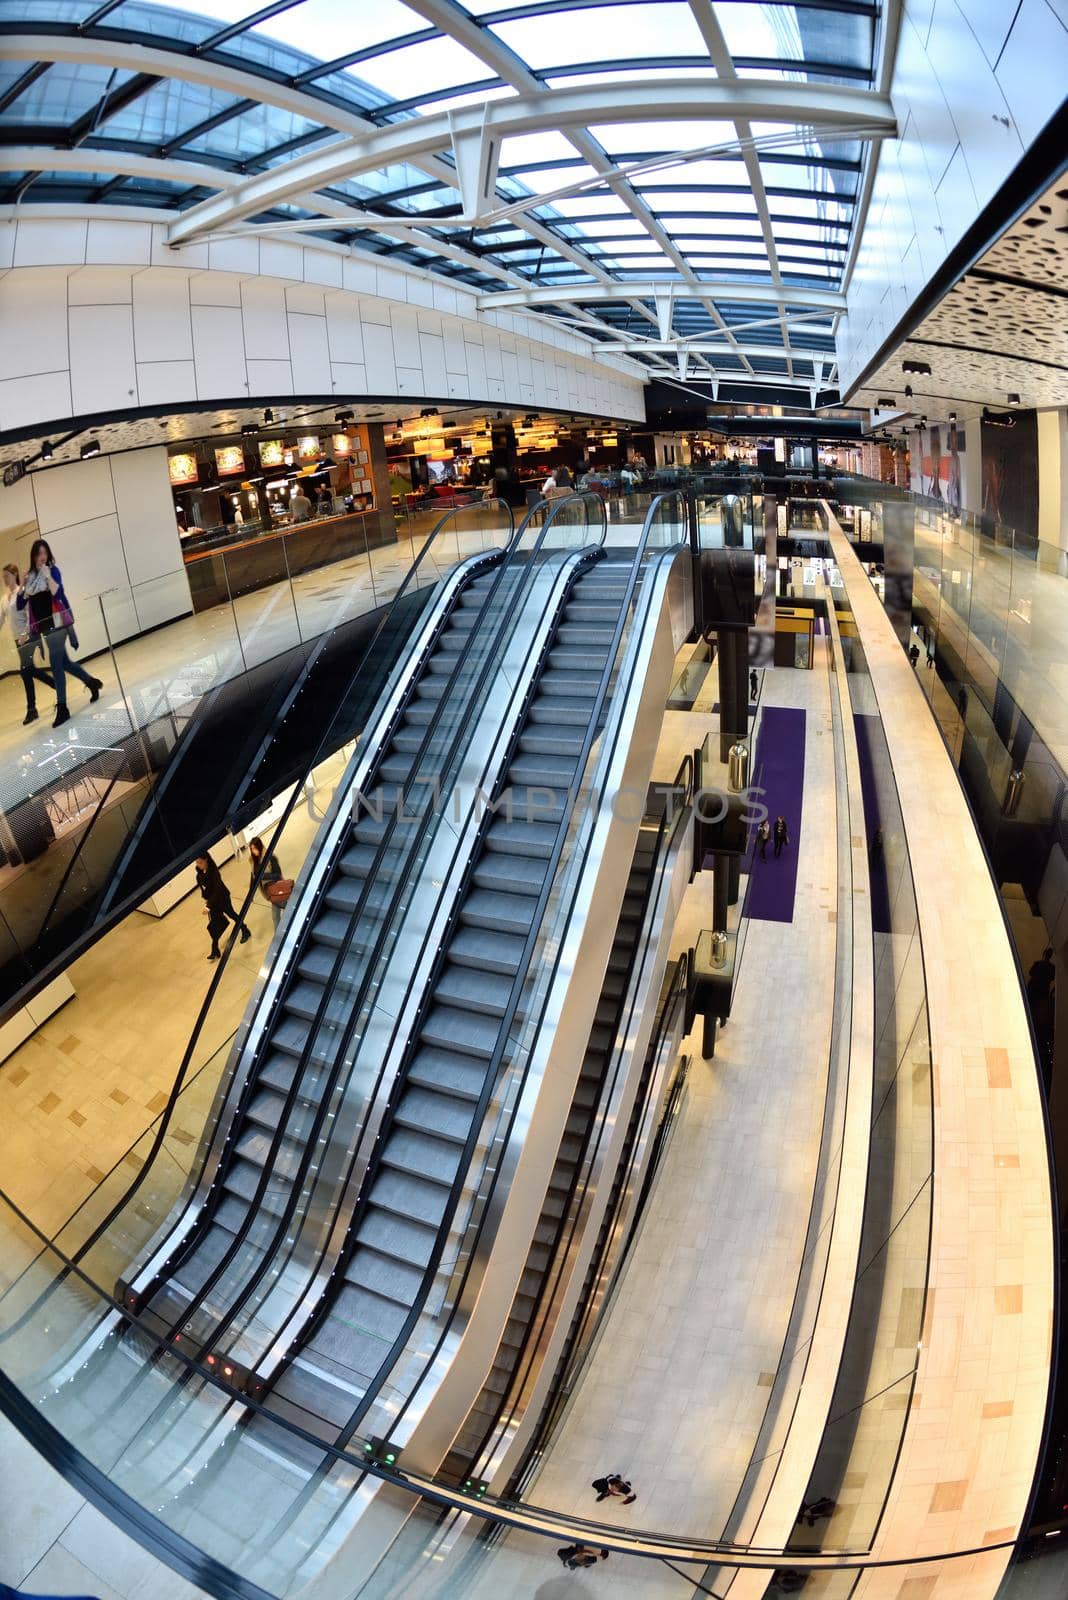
[265, 877, 294, 906]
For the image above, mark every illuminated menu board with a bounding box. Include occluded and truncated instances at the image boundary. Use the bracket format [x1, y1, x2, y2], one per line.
[168, 452, 198, 486]
[214, 445, 246, 476]
[259, 438, 284, 467]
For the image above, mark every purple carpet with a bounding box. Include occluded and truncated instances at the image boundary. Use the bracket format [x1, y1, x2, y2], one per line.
[744, 705, 806, 923]
[853, 714, 892, 935]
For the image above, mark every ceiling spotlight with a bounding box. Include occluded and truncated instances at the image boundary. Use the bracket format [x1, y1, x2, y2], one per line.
[263, 408, 274, 424]
[335, 409, 354, 424]
[904, 384, 913, 399]
[1007, 392, 1020, 405]
[80, 439, 101, 459]
[901, 359, 931, 376]
[395, 419, 403, 428]
[876, 398, 895, 410]
[40, 440, 54, 461]
[241, 422, 259, 436]
[948, 411, 957, 422]
[419, 407, 438, 418]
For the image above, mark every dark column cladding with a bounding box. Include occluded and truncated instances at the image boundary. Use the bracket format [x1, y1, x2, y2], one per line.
[882, 500, 916, 647]
[717, 628, 749, 762]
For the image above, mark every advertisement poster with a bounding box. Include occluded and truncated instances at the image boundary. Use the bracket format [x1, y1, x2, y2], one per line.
[259, 438, 284, 467]
[917, 420, 966, 512]
[981, 408, 1038, 545]
[214, 445, 246, 476]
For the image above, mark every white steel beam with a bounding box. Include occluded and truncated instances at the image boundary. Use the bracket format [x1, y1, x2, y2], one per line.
[592, 341, 834, 362]
[163, 78, 894, 243]
[477, 282, 846, 310]
[0, 146, 244, 193]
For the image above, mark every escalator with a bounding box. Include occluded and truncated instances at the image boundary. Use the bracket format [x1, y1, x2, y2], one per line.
[15, 493, 696, 1593]
[260, 558, 636, 1432]
[442, 770, 693, 1481]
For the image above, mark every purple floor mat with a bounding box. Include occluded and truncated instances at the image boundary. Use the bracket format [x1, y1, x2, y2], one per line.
[744, 705, 806, 923]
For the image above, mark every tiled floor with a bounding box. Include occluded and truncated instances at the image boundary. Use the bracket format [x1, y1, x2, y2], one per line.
[0, 744, 350, 1254]
[0, 1411, 211, 1600]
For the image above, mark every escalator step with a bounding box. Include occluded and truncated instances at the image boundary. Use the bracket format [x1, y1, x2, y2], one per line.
[360, 1208, 438, 1271]
[504, 786, 567, 826]
[419, 1004, 499, 1060]
[310, 911, 373, 950]
[324, 875, 393, 917]
[484, 818, 559, 859]
[339, 843, 406, 883]
[407, 1045, 491, 1103]
[346, 1245, 425, 1306]
[234, 1126, 304, 1181]
[282, 978, 351, 1028]
[461, 888, 540, 936]
[518, 727, 586, 759]
[435, 965, 515, 1018]
[448, 925, 526, 975]
[555, 622, 615, 647]
[537, 669, 603, 697]
[260, 1051, 334, 1107]
[247, 1089, 320, 1144]
[526, 696, 597, 729]
[223, 1156, 292, 1214]
[508, 752, 578, 789]
[297, 945, 367, 990]
[395, 1084, 476, 1144]
[312, 1283, 406, 1349]
[271, 1013, 335, 1065]
[471, 852, 547, 897]
[382, 1127, 464, 1185]
[375, 1167, 451, 1226]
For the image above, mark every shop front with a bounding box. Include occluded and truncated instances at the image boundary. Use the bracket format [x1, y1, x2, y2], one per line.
[170, 422, 395, 612]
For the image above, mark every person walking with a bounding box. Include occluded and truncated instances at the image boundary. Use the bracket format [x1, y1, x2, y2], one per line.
[249, 834, 287, 928]
[757, 818, 771, 861]
[17, 540, 103, 728]
[2, 562, 54, 725]
[749, 668, 758, 701]
[567, 1547, 610, 1570]
[773, 815, 789, 858]
[907, 641, 920, 669]
[196, 853, 251, 961]
[592, 1473, 636, 1505]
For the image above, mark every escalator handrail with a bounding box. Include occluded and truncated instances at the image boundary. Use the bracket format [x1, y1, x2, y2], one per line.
[136, 494, 609, 1368]
[460, 753, 696, 1475]
[3, 499, 515, 1322]
[326, 491, 688, 1450]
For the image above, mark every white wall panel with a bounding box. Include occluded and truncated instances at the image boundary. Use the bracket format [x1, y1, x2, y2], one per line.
[0, 221, 14, 270]
[85, 219, 151, 266]
[191, 304, 248, 399]
[287, 311, 331, 392]
[132, 270, 194, 363]
[12, 219, 85, 268]
[0, 220, 647, 434]
[324, 292, 364, 365]
[68, 266, 133, 306]
[136, 360, 197, 407]
[245, 357, 294, 394]
[838, 0, 1068, 394]
[0, 372, 72, 433]
[207, 236, 260, 275]
[240, 279, 290, 359]
[995, 0, 1068, 147]
[109, 446, 183, 587]
[69, 304, 137, 416]
[0, 268, 69, 380]
[33, 456, 114, 533]
[189, 270, 241, 308]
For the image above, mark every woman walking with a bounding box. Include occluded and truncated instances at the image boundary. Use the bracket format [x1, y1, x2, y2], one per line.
[1, 562, 54, 724]
[248, 835, 287, 928]
[196, 853, 251, 961]
[17, 539, 102, 728]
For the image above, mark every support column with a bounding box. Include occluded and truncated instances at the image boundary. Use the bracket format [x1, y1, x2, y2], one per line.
[717, 628, 749, 762]
[882, 499, 916, 647]
[712, 854, 729, 932]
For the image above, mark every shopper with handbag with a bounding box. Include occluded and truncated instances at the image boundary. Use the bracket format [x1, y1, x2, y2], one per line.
[2, 562, 55, 725]
[17, 539, 103, 728]
[249, 834, 292, 928]
[196, 853, 252, 961]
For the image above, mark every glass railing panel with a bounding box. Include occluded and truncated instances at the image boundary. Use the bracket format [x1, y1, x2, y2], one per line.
[282, 508, 375, 641]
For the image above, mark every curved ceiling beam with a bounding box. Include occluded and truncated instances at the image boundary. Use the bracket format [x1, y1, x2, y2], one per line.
[0, 145, 241, 192]
[158, 77, 895, 243]
[478, 282, 846, 310]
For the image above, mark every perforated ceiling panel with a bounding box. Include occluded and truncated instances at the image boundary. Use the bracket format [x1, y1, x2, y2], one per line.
[852, 178, 1068, 412]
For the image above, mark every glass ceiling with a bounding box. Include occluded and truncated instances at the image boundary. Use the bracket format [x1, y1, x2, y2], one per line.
[0, 0, 889, 394]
